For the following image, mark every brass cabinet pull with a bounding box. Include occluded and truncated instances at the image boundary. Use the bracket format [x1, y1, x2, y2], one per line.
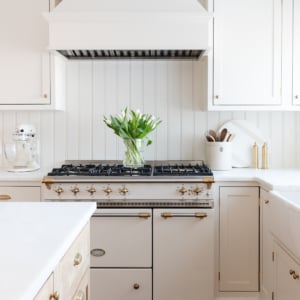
[264, 200, 269, 204]
[289, 269, 299, 280]
[49, 291, 60, 300]
[0, 194, 11, 200]
[138, 212, 151, 219]
[161, 212, 208, 219]
[293, 273, 300, 280]
[74, 253, 82, 266]
[289, 269, 295, 275]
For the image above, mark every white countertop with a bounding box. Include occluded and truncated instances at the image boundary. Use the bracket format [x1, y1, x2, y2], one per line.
[0, 202, 96, 300]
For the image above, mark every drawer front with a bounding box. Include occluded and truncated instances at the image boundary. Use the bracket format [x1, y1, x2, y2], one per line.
[72, 268, 89, 300]
[91, 209, 152, 267]
[55, 222, 90, 300]
[0, 186, 40, 202]
[91, 269, 151, 300]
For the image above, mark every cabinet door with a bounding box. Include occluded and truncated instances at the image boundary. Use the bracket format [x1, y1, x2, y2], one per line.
[293, 0, 300, 105]
[213, 0, 282, 107]
[275, 243, 300, 300]
[219, 186, 259, 291]
[153, 209, 214, 300]
[0, 186, 40, 202]
[261, 189, 274, 297]
[0, 0, 50, 105]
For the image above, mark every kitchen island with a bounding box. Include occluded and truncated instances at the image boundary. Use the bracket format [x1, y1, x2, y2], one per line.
[0, 202, 96, 300]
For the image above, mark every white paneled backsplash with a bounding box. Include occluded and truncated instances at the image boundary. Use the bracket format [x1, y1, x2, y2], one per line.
[0, 60, 300, 170]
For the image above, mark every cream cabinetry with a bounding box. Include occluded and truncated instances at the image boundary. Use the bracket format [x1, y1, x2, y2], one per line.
[0, 186, 40, 201]
[0, 0, 65, 110]
[34, 222, 90, 300]
[219, 186, 259, 291]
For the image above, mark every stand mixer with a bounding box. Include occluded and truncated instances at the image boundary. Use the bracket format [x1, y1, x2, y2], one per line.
[3, 124, 40, 172]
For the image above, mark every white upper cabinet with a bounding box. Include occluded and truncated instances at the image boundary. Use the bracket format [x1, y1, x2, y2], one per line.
[211, 0, 282, 109]
[0, 0, 65, 110]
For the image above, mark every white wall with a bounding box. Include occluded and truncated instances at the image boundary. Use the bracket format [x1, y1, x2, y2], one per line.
[1, 60, 300, 170]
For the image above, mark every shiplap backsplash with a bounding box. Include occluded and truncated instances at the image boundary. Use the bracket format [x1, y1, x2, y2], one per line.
[1, 60, 300, 170]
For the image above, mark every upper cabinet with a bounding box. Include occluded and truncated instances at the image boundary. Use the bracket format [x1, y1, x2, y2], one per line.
[202, 0, 299, 111]
[0, 0, 65, 110]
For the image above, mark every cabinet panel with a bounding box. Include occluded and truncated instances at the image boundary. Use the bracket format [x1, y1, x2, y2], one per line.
[0, 0, 50, 105]
[0, 186, 40, 202]
[219, 186, 259, 291]
[34, 273, 54, 300]
[153, 209, 214, 300]
[213, 0, 282, 107]
[293, 0, 300, 105]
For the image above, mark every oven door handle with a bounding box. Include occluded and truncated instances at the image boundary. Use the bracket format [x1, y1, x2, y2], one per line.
[161, 212, 208, 219]
[93, 212, 151, 219]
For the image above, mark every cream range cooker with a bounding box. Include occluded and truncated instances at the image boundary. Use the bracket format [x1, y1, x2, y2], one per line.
[42, 160, 215, 300]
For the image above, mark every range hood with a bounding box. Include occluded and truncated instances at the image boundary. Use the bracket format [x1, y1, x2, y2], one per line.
[44, 0, 211, 60]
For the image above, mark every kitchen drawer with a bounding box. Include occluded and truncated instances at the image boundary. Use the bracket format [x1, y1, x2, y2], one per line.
[72, 268, 89, 300]
[91, 209, 152, 267]
[0, 186, 40, 202]
[55, 222, 90, 300]
[91, 269, 152, 300]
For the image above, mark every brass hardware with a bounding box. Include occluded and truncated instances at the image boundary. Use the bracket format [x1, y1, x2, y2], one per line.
[71, 187, 80, 195]
[161, 212, 174, 219]
[218, 272, 220, 281]
[43, 93, 48, 99]
[74, 253, 82, 266]
[0, 194, 11, 200]
[42, 178, 54, 190]
[50, 291, 60, 300]
[272, 251, 275, 262]
[293, 273, 300, 280]
[104, 187, 112, 195]
[178, 186, 187, 195]
[265, 200, 269, 204]
[133, 283, 140, 290]
[194, 212, 208, 218]
[120, 187, 128, 195]
[193, 187, 202, 195]
[138, 212, 151, 219]
[87, 187, 96, 195]
[272, 291, 274, 300]
[289, 269, 295, 275]
[203, 178, 215, 183]
[55, 187, 64, 195]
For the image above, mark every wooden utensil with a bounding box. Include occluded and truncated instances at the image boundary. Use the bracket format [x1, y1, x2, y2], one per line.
[219, 128, 228, 142]
[209, 129, 218, 141]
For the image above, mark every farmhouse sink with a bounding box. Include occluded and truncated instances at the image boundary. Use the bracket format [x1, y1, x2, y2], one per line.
[269, 190, 300, 260]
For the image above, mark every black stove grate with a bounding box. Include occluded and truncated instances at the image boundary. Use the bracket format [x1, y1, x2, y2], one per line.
[153, 163, 213, 176]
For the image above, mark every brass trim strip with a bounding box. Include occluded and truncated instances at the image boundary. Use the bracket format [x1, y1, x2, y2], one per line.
[42, 178, 54, 190]
[0, 194, 11, 200]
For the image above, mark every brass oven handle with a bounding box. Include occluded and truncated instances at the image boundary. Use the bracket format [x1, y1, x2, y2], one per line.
[161, 212, 208, 219]
[93, 212, 151, 219]
[74, 253, 82, 266]
[0, 194, 11, 200]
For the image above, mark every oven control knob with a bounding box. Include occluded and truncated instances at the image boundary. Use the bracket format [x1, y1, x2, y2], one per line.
[104, 187, 112, 195]
[193, 187, 202, 195]
[178, 186, 187, 195]
[71, 187, 80, 195]
[120, 187, 129, 195]
[87, 187, 96, 195]
[55, 187, 64, 195]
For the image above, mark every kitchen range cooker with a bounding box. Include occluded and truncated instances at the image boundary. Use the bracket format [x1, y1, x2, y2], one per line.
[42, 160, 215, 300]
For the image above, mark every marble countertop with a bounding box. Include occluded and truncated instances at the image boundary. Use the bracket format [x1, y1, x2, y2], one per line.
[0, 202, 96, 300]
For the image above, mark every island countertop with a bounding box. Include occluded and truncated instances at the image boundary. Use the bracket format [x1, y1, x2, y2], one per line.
[0, 202, 96, 300]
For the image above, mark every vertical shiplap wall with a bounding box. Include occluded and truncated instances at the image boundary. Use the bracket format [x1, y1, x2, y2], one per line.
[0, 60, 300, 170]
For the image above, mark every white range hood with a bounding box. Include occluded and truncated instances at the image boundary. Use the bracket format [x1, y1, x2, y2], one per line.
[44, 0, 211, 60]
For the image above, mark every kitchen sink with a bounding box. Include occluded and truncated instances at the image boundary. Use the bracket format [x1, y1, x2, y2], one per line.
[276, 191, 300, 207]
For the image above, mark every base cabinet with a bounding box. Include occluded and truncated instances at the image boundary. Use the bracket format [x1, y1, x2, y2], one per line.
[274, 243, 300, 300]
[0, 186, 40, 202]
[219, 186, 259, 291]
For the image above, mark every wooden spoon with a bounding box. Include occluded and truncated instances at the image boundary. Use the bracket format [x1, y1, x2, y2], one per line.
[209, 129, 218, 142]
[219, 128, 228, 142]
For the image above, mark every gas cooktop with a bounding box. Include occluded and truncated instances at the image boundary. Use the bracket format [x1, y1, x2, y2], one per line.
[46, 160, 213, 177]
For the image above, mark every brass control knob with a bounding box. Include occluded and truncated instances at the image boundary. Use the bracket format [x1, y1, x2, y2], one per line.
[87, 187, 96, 195]
[120, 187, 129, 195]
[193, 187, 202, 195]
[71, 187, 80, 195]
[178, 187, 187, 195]
[104, 187, 113, 195]
[55, 187, 64, 195]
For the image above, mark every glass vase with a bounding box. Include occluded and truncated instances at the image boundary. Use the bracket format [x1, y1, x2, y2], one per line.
[123, 138, 145, 168]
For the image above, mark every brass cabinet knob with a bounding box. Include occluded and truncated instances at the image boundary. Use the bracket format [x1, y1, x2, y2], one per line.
[264, 200, 269, 204]
[133, 283, 140, 290]
[87, 187, 96, 195]
[74, 253, 82, 266]
[178, 187, 187, 195]
[55, 187, 64, 195]
[289, 269, 295, 275]
[193, 187, 202, 195]
[50, 291, 60, 300]
[293, 273, 300, 280]
[104, 187, 112, 195]
[120, 187, 128, 195]
[0, 194, 11, 200]
[71, 187, 80, 195]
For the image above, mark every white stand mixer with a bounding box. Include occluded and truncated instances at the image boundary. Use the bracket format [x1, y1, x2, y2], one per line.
[3, 124, 40, 172]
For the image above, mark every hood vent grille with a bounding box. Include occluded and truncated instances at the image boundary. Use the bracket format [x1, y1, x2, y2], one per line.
[57, 49, 203, 60]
